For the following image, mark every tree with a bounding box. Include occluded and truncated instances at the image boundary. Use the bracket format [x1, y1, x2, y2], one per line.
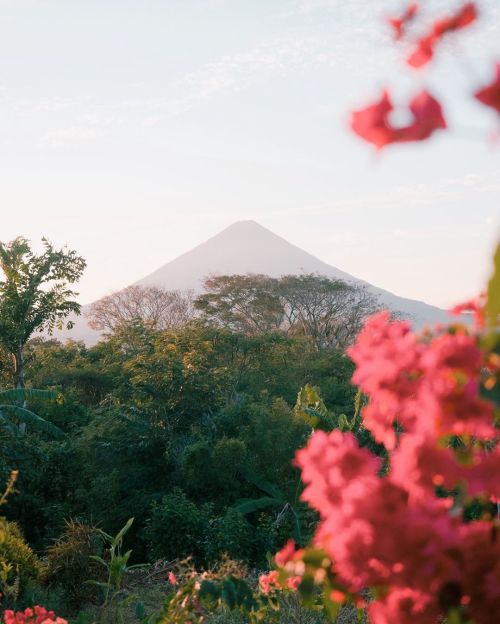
[276, 275, 379, 350]
[0, 237, 86, 390]
[195, 273, 379, 349]
[194, 274, 284, 335]
[86, 285, 196, 333]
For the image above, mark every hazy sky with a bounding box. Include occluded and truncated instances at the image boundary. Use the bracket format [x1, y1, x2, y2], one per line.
[1, 0, 499, 307]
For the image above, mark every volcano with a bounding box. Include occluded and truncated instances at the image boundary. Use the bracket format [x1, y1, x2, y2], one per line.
[59, 220, 450, 344]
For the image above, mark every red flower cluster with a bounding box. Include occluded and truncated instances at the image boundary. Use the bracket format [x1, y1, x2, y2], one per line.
[475, 63, 500, 114]
[407, 2, 478, 68]
[3, 606, 67, 624]
[293, 303, 500, 623]
[350, 90, 446, 150]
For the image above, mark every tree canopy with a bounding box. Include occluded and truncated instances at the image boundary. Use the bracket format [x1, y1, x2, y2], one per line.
[0, 237, 86, 388]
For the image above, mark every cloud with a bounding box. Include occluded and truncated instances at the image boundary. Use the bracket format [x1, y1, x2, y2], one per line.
[176, 38, 335, 103]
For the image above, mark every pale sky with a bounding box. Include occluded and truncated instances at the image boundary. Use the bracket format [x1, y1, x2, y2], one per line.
[1, 0, 499, 308]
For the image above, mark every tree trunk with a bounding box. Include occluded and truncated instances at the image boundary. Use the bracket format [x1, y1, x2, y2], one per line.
[14, 345, 25, 390]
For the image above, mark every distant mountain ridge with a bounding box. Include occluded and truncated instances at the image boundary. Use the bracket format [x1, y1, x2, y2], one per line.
[57, 220, 450, 344]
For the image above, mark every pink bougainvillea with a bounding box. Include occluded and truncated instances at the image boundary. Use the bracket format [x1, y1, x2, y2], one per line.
[407, 2, 478, 68]
[270, 292, 500, 623]
[387, 2, 419, 41]
[475, 63, 500, 114]
[350, 90, 446, 150]
[3, 606, 67, 624]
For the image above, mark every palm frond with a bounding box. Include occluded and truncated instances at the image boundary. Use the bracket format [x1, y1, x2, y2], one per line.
[0, 388, 57, 402]
[0, 405, 64, 439]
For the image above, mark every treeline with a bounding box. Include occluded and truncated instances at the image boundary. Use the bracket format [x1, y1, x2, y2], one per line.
[1, 323, 357, 563]
[0, 237, 382, 612]
[88, 273, 379, 350]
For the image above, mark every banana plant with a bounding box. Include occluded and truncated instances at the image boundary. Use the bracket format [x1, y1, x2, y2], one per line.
[0, 388, 63, 438]
[294, 383, 364, 434]
[88, 518, 146, 623]
[234, 471, 303, 544]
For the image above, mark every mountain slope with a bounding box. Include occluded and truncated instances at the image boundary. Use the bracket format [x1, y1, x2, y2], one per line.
[59, 220, 450, 344]
[136, 220, 448, 324]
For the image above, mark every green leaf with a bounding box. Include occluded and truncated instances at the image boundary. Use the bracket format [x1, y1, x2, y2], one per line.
[89, 555, 108, 567]
[234, 496, 280, 514]
[0, 404, 64, 439]
[221, 579, 237, 610]
[323, 595, 341, 621]
[242, 471, 283, 500]
[199, 580, 221, 601]
[135, 601, 146, 620]
[338, 414, 350, 431]
[112, 517, 134, 547]
[0, 388, 57, 403]
[486, 243, 500, 329]
[294, 384, 335, 431]
[446, 608, 462, 624]
[85, 580, 111, 589]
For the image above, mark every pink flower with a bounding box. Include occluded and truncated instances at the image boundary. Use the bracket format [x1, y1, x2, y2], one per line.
[286, 576, 301, 591]
[387, 3, 419, 40]
[350, 91, 446, 150]
[168, 571, 178, 586]
[259, 570, 279, 594]
[295, 430, 380, 519]
[460, 523, 500, 623]
[348, 311, 423, 447]
[475, 63, 500, 114]
[369, 588, 440, 624]
[281, 290, 499, 623]
[275, 539, 296, 567]
[450, 295, 486, 329]
[391, 432, 460, 500]
[3, 607, 67, 624]
[407, 3, 478, 68]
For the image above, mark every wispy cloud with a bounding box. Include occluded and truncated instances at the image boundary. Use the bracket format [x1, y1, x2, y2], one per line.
[176, 38, 336, 104]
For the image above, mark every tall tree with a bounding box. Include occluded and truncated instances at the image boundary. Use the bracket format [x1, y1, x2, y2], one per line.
[0, 237, 86, 390]
[276, 275, 379, 349]
[195, 273, 379, 349]
[87, 285, 196, 333]
[194, 274, 284, 334]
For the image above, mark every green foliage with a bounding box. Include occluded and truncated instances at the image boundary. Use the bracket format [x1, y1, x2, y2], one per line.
[0, 517, 41, 602]
[205, 509, 255, 563]
[87, 518, 145, 623]
[143, 490, 206, 563]
[0, 293, 358, 575]
[0, 237, 86, 348]
[44, 520, 103, 609]
[195, 273, 378, 350]
[0, 237, 86, 393]
[486, 242, 500, 330]
[294, 384, 334, 431]
[0, 388, 63, 439]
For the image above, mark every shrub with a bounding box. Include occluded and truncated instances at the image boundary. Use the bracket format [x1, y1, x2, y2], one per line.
[43, 519, 103, 609]
[0, 518, 41, 602]
[204, 509, 255, 564]
[143, 489, 205, 562]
